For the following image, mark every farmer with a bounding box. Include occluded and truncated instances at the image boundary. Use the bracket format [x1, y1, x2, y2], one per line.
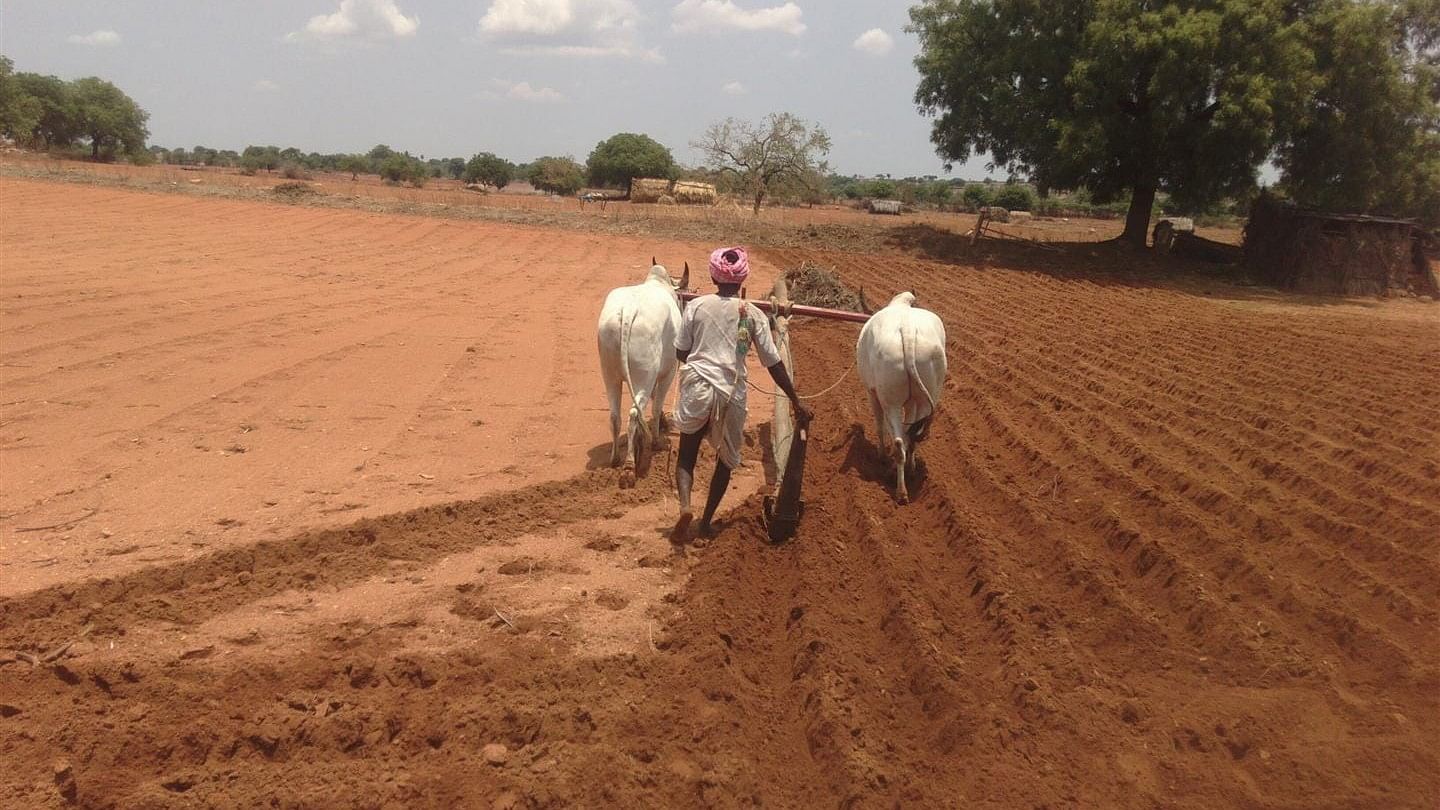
[672, 246, 811, 539]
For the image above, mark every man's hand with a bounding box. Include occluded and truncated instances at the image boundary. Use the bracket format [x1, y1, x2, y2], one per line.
[793, 400, 813, 426]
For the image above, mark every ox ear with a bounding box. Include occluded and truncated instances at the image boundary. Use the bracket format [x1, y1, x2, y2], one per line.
[858, 287, 874, 315]
[652, 256, 657, 267]
[679, 262, 690, 290]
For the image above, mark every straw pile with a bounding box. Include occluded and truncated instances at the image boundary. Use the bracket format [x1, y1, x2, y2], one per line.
[629, 177, 671, 203]
[672, 181, 717, 205]
[782, 261, 863, 311]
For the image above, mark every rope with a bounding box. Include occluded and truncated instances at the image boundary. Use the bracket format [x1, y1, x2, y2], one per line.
[745, 356, 857, 401]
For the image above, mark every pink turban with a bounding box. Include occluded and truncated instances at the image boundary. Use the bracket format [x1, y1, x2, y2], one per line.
[708, 246, 750, 285]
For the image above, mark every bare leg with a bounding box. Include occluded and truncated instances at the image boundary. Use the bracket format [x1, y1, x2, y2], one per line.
[696, 461, 732, 535]
[672, 427, 705, 539]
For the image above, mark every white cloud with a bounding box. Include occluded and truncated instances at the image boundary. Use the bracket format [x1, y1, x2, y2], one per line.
[722, 81, 747, 95]
[479, 0, 655, 60]
[253, 79, 280, 92]
[852, 28, 893, 56]
[67, 30, 121, 47]
[671, 1, 805, 36]
[481, 79, 566, 103]
[289, 0, 418, 42]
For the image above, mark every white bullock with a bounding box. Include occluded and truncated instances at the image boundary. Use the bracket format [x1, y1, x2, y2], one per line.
[856, 291, 947, 503]
[597, 259, 689, 487]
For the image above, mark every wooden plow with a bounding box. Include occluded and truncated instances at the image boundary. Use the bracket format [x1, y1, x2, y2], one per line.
[678, 281, 870, 542]
[967, 209, 1065, 253]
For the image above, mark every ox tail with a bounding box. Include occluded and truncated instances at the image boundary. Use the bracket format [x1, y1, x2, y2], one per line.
[902, 320, 936, 445]
[619, 305, 651, 445]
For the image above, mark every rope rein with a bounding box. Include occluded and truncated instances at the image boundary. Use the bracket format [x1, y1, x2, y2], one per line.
[745, 355, 857, 401]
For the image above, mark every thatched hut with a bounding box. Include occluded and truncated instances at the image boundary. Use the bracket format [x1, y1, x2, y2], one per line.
[629, 177, 671, 203]
[672, 181, 717, 205]
[1244, 194, 1435, 296]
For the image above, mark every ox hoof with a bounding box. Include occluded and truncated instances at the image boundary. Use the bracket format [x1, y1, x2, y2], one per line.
[618, 469, 637, 489]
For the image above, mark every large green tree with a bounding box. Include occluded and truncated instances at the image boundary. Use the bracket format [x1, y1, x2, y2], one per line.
[586, 132, 676, 189]
[910, 0, 1312, 245]
[464, 152, 513, 189]
[11, 71, 79, 148]
[693, 112, 831, 213]
[70, 76, 148, 159]
[528, 156, 586, 195]
[0, 57, 43, 143]
[1275, 0, 1440, 223]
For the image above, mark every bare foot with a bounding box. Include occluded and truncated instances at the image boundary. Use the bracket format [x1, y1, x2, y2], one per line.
[670, 510, 693, 542]
[695, 519, 716, 538]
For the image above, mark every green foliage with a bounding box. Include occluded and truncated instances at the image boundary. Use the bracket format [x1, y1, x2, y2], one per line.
[446, 157, 466, 180]
[464, 152, 514, 189]
[367, 144, 394, 166]
[586, 132, 676, 189]
[992, 184, 1036, 211]
[0, 56, 43, 144]
[911, 0, 1313, 243]
[337, 154, 368, 179]
[527, 156, 585, 195]
[962, 184, 992, 210]
[7, 69, 79, 148]
[693, 112, 831, 213]
[379, 153, 428, 187]
[242, 145, 281, 172]
[70, 76, 149, 159]
[1275, 0, 1440, 224]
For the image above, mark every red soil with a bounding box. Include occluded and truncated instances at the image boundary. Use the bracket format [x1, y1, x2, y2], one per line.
[1, 178, 1436, 809]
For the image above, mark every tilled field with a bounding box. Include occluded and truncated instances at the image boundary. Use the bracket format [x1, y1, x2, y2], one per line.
[2, 183, 1437, 809]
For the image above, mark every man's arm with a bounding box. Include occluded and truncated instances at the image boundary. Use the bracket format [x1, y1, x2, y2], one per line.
[766, 360, 812, 425]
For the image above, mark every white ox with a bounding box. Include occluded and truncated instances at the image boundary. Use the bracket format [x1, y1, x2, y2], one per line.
[597, 259, 689, 487]
[856, 291, 947, 503]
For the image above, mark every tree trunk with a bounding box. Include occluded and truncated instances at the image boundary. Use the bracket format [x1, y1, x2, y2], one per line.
[91, 139, 100, 160]
[752, 189, 765, 214]
[1121, 182, 1156, 247]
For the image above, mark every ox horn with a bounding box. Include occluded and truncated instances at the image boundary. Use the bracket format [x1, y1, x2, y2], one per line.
[679, 262, 690, 290]
[858, 286, 874, 315]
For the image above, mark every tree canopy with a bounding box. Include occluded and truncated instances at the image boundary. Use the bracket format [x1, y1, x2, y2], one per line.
[464, 152, 514, 189]
[586, 132, 676, 189]
[693, 112, 831, 213]
[528, 156, 586, 195]
[1274, 0, 1439, 223]
[69, 77, 149, 159]
[910, 0, 1312, 244]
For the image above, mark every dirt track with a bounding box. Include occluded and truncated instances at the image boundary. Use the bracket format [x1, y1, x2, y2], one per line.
[2, 179, 1438, 808]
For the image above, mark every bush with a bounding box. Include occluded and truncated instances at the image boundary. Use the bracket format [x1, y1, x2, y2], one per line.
[993, 184, 1036, 211]
[272, 181, 316, 197]
[962, 184, 992, 210]
[279, 162, 310, 180]
[379, 153, 427, 187]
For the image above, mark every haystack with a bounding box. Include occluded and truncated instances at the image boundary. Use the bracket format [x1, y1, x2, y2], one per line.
[782, 261, 863, 311]
[1244, 193, 1433, 296]
[867, 199, 902, 215]
[629, 177, 671, 203]
[672, 181, 717, 205]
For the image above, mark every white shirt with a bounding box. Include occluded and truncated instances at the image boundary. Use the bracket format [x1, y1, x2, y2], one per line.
[675, 294, 782, 399]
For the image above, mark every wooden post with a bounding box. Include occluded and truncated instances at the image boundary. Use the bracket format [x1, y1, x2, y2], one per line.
[768, 275, 795, 480]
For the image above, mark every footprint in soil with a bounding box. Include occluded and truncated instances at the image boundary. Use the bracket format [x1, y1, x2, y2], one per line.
[583, 533, 624, 553]
[497, 558, 547, 576]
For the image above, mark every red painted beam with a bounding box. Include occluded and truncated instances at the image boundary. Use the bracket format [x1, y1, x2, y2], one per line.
[678, 291, 870, 324]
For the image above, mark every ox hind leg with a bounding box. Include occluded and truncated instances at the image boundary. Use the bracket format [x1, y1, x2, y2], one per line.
[622, 390, 654, 487]
[604, 375, 625, 468]
[883, 404, 910, 504]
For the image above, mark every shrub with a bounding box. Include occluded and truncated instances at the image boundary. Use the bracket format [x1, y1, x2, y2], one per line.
[993, 184, 1036, 211]
[272, 181, 316, 197]
[962, 184, 992, 210]
[279, 162, 310, 180]
[528, 156, 585, 195]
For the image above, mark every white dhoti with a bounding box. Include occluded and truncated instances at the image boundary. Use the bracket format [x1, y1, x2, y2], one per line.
[673, 365, 747, 469]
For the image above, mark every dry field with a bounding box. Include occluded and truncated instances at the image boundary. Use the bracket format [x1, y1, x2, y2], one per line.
[1, 176, 1436, 809]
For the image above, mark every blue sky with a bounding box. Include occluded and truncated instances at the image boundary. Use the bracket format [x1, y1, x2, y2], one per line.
[1, 1, 997, 179]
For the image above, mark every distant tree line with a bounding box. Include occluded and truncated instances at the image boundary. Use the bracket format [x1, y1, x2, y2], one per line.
[0, 55, 149, 160]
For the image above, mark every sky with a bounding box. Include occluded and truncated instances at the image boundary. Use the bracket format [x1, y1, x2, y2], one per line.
[0, 0, 995, 179]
